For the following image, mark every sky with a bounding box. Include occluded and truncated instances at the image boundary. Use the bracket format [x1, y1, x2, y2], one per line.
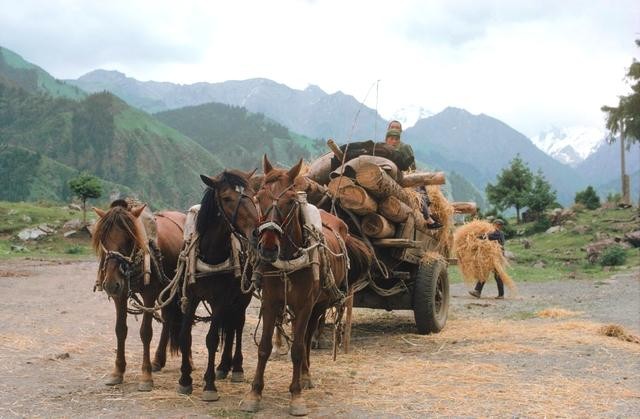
[1, 0, 638, 139]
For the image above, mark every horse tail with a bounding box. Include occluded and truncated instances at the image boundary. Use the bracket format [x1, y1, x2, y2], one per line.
[345, 235, 373, 285]
[162, 296, 183, 356]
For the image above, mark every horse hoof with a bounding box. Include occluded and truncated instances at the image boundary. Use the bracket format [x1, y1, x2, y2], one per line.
[215, 369, 228, 380]
[231, 371, 245, 383]
[105, 375, 123, 386]
[177, 384, 193, 395]
[202, 390, 220, 402]
[289, 398, 309, 416]
[151, 362, 163, 372]
[239, 397, 260, 413]
[138, 381, 153, 392]
[301, 377, 314, 390]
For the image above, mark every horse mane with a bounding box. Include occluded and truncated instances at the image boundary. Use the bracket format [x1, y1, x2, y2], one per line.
[196, 170, 251, 236]
[91, 206, 147, 254]
[263, 168, 289, 185]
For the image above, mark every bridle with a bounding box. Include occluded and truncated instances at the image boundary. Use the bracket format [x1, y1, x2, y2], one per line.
[256, 182, 303, 254]
[98, 241, 143, 294]
[214, 184, 257, 243]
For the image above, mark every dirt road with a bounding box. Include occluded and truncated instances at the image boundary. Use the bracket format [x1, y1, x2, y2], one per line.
[1, 259, 638, 418]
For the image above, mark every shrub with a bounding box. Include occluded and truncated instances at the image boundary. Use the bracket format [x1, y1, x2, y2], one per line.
[575, 186, 600, 210]
[599, 246, 627, 266]
[65, 245, 83, 254]
[606, 192, 622, 203]
[525, 216, 551, 235]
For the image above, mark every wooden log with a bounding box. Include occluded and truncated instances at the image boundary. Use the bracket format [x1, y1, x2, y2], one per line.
[338, 185, 377, 215]
[327, 138, 344, 161]
[294, 176, 327, 204]
[371, 238, 421, 248]
[361, 213, 396, 238]
[356, 163, 415, 206]
[379, 196, 412, 223]
[399, 171, 446, 187]
[306, 152, 334, 185]
[327, 176, 355, 197]
[451, 201, 477, 215]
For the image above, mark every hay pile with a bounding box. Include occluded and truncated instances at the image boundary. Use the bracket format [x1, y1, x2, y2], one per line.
[427, 185, 455, 254]
[599, 324, 640, 344]
[453, 220, 515, 291]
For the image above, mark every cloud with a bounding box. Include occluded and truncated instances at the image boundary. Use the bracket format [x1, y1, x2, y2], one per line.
[0, 0, 638, 137]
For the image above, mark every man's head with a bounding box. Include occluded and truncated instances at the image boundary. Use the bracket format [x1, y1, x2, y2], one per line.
[493, 219, 505, 229]
[385, 120, 403, 149]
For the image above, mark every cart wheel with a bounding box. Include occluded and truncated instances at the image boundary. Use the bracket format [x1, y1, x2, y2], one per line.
[412, 259, 449, 334]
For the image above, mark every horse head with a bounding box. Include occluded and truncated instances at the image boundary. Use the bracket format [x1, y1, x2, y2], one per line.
[92, 200, 147, 297]
[255, 155, 305, 263]
[198, 169, 259, 243]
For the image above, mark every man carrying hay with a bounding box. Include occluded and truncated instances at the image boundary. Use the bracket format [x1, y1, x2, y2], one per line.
[469, 219, 507, 299]
[454, 219, 515, 299]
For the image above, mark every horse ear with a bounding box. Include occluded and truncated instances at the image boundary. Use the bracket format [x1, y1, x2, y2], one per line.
[93, 207, 106, 218]
[244, 168, 257, 179]
[287, 158, 304, 181]
[131, 204, 146, 218]
[200, 174, 217, 188]
[263, 154, 273, 174]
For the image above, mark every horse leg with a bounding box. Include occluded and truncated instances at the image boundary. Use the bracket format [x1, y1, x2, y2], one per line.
[240, 305, 279, 413]
[301, 305, 324, 390]
[106, 297, 127, 386]
[138, 293, 155, 391]
[177, 300, 197, 395]
[215, 319, 233, 380]
[152, 317, 169, 372]
[289, 304, 313, 416]
[202, 313, 221, 401]
[230, 309, 246, 383]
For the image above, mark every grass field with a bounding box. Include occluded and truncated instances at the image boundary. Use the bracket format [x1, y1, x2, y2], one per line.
[1, 201, 637, 281]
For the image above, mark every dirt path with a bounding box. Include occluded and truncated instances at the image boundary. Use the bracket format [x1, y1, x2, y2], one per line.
[1, 259, 638, 418]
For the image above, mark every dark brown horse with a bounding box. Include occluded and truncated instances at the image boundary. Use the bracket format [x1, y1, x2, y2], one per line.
[241, 156, 371, 416]
[92, 200, 185, 391]
[172, 170, 258, 401]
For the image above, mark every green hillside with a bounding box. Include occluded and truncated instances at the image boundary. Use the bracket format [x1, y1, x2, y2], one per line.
[0, 47, 85, 100]
[0, 81, 223, 209]
[155, 102, 325, 169]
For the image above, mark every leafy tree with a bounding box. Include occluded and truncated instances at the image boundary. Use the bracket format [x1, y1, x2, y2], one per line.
[601, 39, 639, 204]
[574, 186, 600, 210]
[526, 170, 557, 218]
[602, 39, 640, 144]
[486, 155, 533, 223]
[68, 173, 102, 224]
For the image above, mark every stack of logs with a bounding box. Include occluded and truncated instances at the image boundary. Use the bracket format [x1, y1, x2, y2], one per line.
[297, 159, 477, 239]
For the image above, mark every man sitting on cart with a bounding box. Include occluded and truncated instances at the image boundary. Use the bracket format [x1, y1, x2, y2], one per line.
[384, 120, 442, 230]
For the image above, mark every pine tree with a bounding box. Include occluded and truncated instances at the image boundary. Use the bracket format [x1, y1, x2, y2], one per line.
[527, 170, 557, 218]
[486, 155, 533, 223]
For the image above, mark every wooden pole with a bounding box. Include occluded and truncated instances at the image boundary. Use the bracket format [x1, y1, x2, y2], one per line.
[343, 294, 353, 354]
[361, 213, 396, 238]
[294, 176, 327, 204]
[327, 138, 344, 161]
[451, 201, 477, 215]
[399, 171, 446, 187]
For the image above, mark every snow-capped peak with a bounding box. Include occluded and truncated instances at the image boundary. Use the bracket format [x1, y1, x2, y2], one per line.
[390, 105, 434, 129]
[532, 126, 605, 167]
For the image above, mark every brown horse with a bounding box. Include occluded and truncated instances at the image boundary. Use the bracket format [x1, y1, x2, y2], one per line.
[241, 156, 371, 416]
[92, 200, 185, 391]
[172, 170, 258, 401]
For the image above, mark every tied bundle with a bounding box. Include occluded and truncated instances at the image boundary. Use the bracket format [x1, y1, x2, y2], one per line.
[453, 220, 515, 292]
[426, 185, 455, 255]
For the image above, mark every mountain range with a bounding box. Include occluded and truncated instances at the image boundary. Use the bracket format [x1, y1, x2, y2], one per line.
[1, 44, 635, 210]
[532, 126, 605, 167]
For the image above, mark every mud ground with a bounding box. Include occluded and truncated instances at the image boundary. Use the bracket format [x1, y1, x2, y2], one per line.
[0, 259, 638, 418]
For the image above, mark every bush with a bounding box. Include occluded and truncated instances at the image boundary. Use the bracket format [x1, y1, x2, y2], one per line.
[606, 192, 622, 203]
[575, 186, 600, 210]
[599, 246, 627, 266]
[65, 245, 83, 254]
[525, 216, 551, 235]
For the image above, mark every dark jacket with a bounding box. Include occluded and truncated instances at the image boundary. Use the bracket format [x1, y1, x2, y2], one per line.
[487, 229, 506, 249]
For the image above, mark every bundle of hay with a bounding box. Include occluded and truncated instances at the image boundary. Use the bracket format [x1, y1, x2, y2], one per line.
[427, 185, 455, 254]
[453, 220, 515, 291]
